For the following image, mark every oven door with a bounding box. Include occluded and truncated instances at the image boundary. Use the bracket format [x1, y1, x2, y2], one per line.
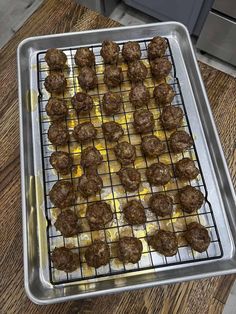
[196, 11, 236, 66]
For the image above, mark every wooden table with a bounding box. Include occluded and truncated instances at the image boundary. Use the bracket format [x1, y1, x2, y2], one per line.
[1, 1, 235, 313]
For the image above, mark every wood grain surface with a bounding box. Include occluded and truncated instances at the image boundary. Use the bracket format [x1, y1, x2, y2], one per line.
[0, 0, 235, 313]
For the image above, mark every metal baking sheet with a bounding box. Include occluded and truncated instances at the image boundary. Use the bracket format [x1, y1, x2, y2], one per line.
[17, 22, 236, 304]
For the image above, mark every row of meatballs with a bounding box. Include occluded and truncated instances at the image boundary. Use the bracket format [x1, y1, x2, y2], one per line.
[52, 187, 205, 237]
[46, 80, 175, 122]
[44, 36, 172, 93]
[49, 146, 200, 201]
[52, 221, 210, 272]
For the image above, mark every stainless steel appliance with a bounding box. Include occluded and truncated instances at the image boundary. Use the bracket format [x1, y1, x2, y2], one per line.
[196, 0, 236, 66]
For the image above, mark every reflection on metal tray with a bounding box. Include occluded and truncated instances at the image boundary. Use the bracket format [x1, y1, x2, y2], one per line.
[18, 22, 236, 304]
[37, 38, 222, 285]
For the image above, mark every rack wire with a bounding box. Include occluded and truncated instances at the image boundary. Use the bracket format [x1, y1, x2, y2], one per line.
[36, 38, 223, 285]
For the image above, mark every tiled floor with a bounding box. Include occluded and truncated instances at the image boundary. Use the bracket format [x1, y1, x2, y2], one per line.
[1, 0, 235, 312]
[0, 0, 43, 47]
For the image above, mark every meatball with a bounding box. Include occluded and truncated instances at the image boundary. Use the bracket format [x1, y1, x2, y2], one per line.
[78, 67, 97, 90]
[44, 72, 67, 94]
[184, 222, 210, 253]
[73, 122, 97, 144]
[150, 58, 172, 80]
[160, 106, 184, 130]
[49, 180, 75, 209]
[48, 122, 69, 146]
[74, 47, 95, 68]
[148, 36, 167, 60]
[85, 240, 110, 268]
[148, 230, 178, 256]
[78, 173, 103, 197]
[127, 60, 147, 83]
[153, 83, 175, 105]
[117, 167, 141, 192]
[141, 135, 164, 157]
[149, 193, 173, 217]
[50, 151, 73, 175]
[179, 185, 204, 213]
[80, 146, 103, 169]
[122, 41, 141, 63]
[114, 141, 136, 165]
[117, 237, 143, 264]
[45, 48, 67, 70]
[175, 158, 199, 180]
[133, 109, 155, 134]
[102, 92, 123, 116]
[103, 65, 123, 88]
[100, 40, 120, 64]
[86, 201, 113, 230]
[71, 92, 93, 115]
[123, 200, 146, 225]
[45, 98, 68, 121]
[169, 130, 193, 153]
[51, 247, 79, 272]
[129, 83, 150, 108]
[102, 121, 124, 142]
[54, 209, 79, 237]
[146, 162, 171, 186]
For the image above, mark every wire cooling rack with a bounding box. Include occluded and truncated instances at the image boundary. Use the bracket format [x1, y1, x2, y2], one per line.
[36, 38, 223, 285]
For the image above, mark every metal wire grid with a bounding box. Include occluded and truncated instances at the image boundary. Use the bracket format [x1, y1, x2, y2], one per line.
[36, 38, 223, 285]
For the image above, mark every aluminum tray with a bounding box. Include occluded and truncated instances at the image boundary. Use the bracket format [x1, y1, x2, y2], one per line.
[17, 22, 236, 305]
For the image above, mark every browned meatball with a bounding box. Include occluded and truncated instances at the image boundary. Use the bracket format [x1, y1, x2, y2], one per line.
[133, 109, 155, 134]
[160, 106, 184, 130]
[80, 146, 103, 169]
[184, 222, 210, 252]
[71, 92, 93, 114]
[146, 162, 171, 186]
[141, 135, 164, 157]
[73, 122, 97, 144]
[78, 173, 103, 197]
[54, 209, 79, 237]
[148, 36, 167, 60]
[100, 40, 120, 64]
[78, 67, 97, 90]
[123, 200, 146, 225]
[104, 65, 123, 88]
[85, 240, 110, 268]
[102, 121, 124, 142]
[50, 151, 73, 175]
[149, 193, 173, 217]
[51, 247, 79, 272]
[114, 141, 136, 165]
[175, 158, 199, 180]
[117, 167, 141, 192]
[45, 98, 68, 121]
[122, 41, 141, 63]
[129, 83, 150, 108]
[74, 47, 95, 68]
[48, 122, 69, 146]
[45, 48, 67, 70]
[102, 92, 122, 116]
[150, 58, 172, 80]
[49, 181, 75, 209]
[86, 201, 113, 230]
[179, 185, 204, 213]
[149, 230, 178, 256]
[153, 83, 175, 105]
[169, 130, 193, 153]
[44, 73, 67, 94]
[117, 237, 143, 263]
[127, 60, 147, 83]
